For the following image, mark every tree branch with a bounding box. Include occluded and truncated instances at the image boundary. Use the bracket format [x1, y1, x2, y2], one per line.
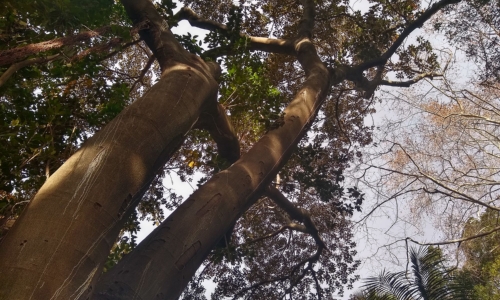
[194, 103, 240, 164]
[176, 7, 294, 58]
[298, 0, 316, 39]
[265, 186, 326, 250]
[0, 54, 61, 88]
[175, 7, 228, 32]
[130, 54, 156, 92]
[0, 26, 110, 67]
[358, 0, 462, 70]
[406, 224, 500, 246]
[70, 37, 123, 61]
[120, 0, 217, 73]
[379, 72, 442, 87]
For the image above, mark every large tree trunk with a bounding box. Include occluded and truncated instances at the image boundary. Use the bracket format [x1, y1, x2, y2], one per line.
[0, 0, 226, 298]
[0, 61, 220, 300]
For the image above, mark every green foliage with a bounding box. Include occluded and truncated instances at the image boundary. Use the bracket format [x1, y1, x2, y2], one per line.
[174, 32, 203, 55]
[454, 209, 500, 299]
[1, 0, 464, 297]
[361, 247, 471, 300]
[204, 5, 244, 51]
[103, 212, 140, 273]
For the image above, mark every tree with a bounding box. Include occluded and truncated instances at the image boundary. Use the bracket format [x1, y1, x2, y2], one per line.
[454, 209, 500, 299]
[0, 0, 465, 299]
[360, 247, 469, 300]
[350, 0, 500, 267]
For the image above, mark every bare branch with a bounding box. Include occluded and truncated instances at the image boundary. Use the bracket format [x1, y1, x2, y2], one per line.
[407, 224, 500, 246]
[380, 73, 442, 87]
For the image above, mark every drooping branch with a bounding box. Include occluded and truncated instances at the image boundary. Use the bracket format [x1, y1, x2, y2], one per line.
[358, 0, 462, 70]
[266, 186, 326, 250]
[0, 26, 111, 67]
[242, 225, 289, 246]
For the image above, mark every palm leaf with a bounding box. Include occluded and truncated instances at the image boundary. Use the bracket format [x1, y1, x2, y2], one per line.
[361, 246, 473, 300]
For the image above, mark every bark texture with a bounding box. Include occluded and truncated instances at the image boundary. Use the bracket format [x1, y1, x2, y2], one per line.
[92, 2, 334, 298]
[0, 0, 463, 298]
[94, 60, 331, 299]
[0, 64, 219, 299]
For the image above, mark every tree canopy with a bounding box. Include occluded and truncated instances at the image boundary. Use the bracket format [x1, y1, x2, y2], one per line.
[0, 0, 490, 299]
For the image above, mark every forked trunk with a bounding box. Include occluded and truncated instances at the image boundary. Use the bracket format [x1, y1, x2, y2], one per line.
[92, 41, 333, 299]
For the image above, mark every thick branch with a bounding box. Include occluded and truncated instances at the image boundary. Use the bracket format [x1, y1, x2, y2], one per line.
[175, 7, 227, 32]
[298, 0, 316, 39]
[0, 26, 110, 67]
[92, 12, 332, 298]
[120, 0, 213, 73]
[176, 7, 294, 57]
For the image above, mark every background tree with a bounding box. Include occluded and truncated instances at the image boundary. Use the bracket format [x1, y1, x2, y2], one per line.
[454, 209, 500, 299]
[0, 0, 466, 299]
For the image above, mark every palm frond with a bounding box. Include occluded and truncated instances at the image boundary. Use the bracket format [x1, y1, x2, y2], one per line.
[361, 246, 474, 300]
